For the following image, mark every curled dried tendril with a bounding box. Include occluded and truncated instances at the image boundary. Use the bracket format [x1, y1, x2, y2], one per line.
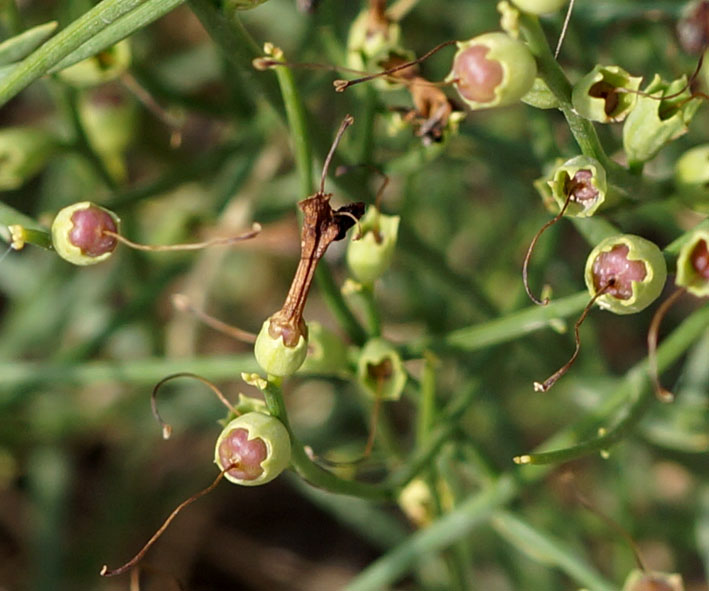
[522, 187, 574, 306]
[171, 293, 257, 343]
[647, 288, 686, 403]
[104, 222, 261, 253]
[616, 50, 709, 106]
[151, 372, 237, 440]
[533, 279, 615, 392]
[99, 464, 236, 577]
[333, 40, 457, 92]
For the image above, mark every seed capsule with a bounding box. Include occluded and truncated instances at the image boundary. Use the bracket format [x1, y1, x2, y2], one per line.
[584, 235, 667, 314]
[547, 155, 608, 217]
[572, 65, 642, 123]
[347, 207, 400, 284]
[214, 412, 291, 486]
[51, 202, 120, 265]
[446, 32, 537, 110]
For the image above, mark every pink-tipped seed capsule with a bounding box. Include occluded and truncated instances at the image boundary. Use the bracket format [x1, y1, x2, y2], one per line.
[51, 201, 120, 265]
[214, 412, 291, 486]
[446, 32, 537, 110]
[584, 235, 667, 314]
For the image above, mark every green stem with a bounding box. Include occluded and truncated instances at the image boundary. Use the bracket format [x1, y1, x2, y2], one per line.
[261, 377, 391, 500]
[56, 83, 117, 190]
[517, 14, 609, 166]
[253, 40, 367, 347]
[258, 377, 476, 501]
[0, 0, 147, 107]
[346, 309, 709, 588]
[269, 49, 313, 198]
[491, 511, 616, 591]
[517, 13, 651, 198]
[404, 290, 590, 357]
[49, 0, 184, 74]
[353, 283, 381, 338]
[516, 303, 709, 465]
[415, 353, 437, 445]
[0, 354, 260, 395]
[315, 264, 368, 346]
[13, 227, 52, 250]
[186, 0, 283, 118]
[345, 475, 517, 591]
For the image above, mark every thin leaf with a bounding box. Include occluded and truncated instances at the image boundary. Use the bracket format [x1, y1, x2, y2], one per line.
[0, 21, 58, 66]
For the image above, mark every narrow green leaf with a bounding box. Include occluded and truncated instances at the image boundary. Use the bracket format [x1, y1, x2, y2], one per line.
[0, 0, 147, 107]
[49, 0, 184, 74]
[0, 21, 58, 66]
[491, 511, 617, 591]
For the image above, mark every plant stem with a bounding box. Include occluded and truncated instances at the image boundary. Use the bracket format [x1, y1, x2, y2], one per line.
[186, 0, 283, 118]
[517, 13, 653, 199]
[49, 0, 185, 74]
[55, 83, 118, 190]
[415, 353, 437, 445]
[345, 475, 517, 591]
[346, 307, 709, 588]
[0, 354, 260, 395]
[261, 377, 391, 500]
[0, 0, 147, 107]
[516, 303, 709, 465]
[491, 511, 616, 591]
[268, 48, 313, 198]
[404, 290, 590, 357]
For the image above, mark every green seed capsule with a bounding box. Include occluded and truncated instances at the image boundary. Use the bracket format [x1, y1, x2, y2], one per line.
[254, 317, 308, 377]
[623, 74, 701, 167]
[547, 155, 608, 217]
[357, 338, 407, 400]
[51, 202, 120, 266]
[676, 229, 709, 297]
[214, 412, 291, 486]
[572, 65, 642, 123]
[299, 322, 350, 377]
[347, 207, 400, 284]
[347, 6, 412, 88]
[675, 144, 709, 192]
[584, 235, 667, 315]
[446, 32, 537, 110]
